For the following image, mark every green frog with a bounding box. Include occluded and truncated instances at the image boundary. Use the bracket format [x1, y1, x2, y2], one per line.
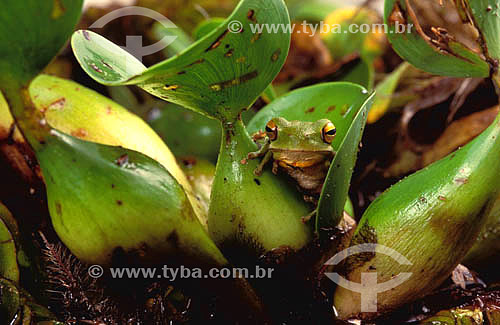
[248, 117, 337, 201]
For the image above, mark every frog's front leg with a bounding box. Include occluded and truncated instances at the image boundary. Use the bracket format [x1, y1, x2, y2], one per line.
[247, 141, 270, 159]
[248, 142, 272, 176]
[253, 151, 273, 176]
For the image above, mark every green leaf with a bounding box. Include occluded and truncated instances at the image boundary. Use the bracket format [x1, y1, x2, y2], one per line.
[463, 192, 500, 268]
[193, 18, 227, 41]
[337, 60, 375, 90]
[316, 92, 374, 234]
[149, 103, 221, 162]
[466, 0, 500, 61]
[71, 0, 291, 120]
[0, 0, 83, 85]
[247, 83, 373, 232]
[28, 75, 207, 223]
[367, 62, 411, 124]
[0, 203, 19, 283]
[37, 129, 227, 267]
[334, 111, 500, 319]
[288, 1, 338, 22]
[151, 21, 193, 58]
[0, 277, 21, 324]
[384, 0, 490, 78]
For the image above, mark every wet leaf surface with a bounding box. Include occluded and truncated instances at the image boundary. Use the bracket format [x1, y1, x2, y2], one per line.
[72, 0, 290, 120]
[0, 0, 83, 86]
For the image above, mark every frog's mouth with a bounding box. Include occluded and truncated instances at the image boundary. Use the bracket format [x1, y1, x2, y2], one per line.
[274, 150, 333, 168]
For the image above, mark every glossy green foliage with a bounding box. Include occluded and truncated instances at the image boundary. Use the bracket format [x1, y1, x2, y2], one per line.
[193, 18, 227, 40]
[248, 83, 373, 233]
[463, 192, 500, 268]
[0, 277, 21, 324]
[180, 158, 217, 228]
[287, 0, 338, 22]
[0, 277, 59, 324]
[149, 104, 221, 162]
[151, 22, 193, 58]
[368, 62, 411, 124]
[384, 0, 490, 78]
[334, 113, 500, 320]
[0, 0, 83, 85]
[29, 75, 187, 183]
[37, 130, 227, 267]
[0, 203, 19, 283]
[339, 60, 375, 91]
[466, 0, 500, 61]
[28, 75, 208, 222]
[72, 0, 290, 120]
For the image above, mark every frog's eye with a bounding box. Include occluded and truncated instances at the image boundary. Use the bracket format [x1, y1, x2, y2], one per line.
[322, 122, 336, 144]
[265, 120, 278, 141]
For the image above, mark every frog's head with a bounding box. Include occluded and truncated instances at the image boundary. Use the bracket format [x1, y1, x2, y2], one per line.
[265, 117, 336, 153]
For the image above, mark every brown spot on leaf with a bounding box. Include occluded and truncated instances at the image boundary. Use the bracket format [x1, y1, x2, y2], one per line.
[225, 49, 234, 57]
[455, 178, 469, 185]
[209, 70, 259, 91]
[306, 107, 315, 113]
[116, 200, 123, 206]
[185, 59, 205, 68]
[101, 60, 113, 70]
[115, 154, 129, 167]
[327, 105, 336, 112]
[271, 49, 282, 62]
[55, 202, 62, 216]
[71, 128, 88, 138]
[90, 63, 103, 73]
[51, 0, 66, 19]
[251, 32, 262, 43]
[206, 30, 229, 52]
[47, 98, 66, 111]
[340, 104, 349, 116]
[83, 30, 91, 41]
[247, 9, 256, 22]
[388, 2, 406, 25]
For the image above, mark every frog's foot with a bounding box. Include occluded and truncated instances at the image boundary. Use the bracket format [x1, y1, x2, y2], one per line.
[301, 209, 317, 223]
[253, 151, 273, 176]
[253, 165, 264, 176]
